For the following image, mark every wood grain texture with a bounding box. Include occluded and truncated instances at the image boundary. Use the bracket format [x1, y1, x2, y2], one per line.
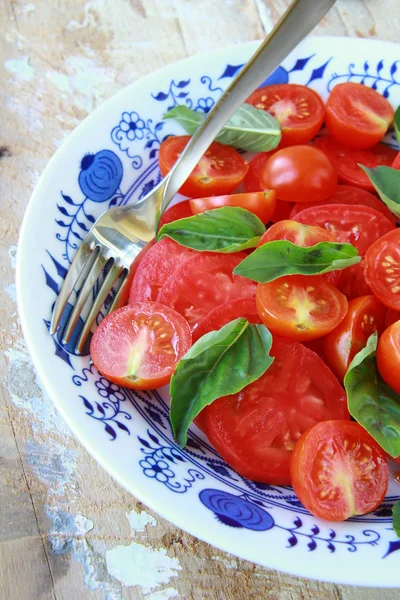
[1, 0, 400, 598]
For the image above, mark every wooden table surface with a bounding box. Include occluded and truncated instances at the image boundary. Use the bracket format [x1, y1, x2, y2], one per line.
[1, 1, 400, 598]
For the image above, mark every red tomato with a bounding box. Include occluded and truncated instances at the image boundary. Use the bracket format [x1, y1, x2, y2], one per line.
[294, 204, 394, 255]
[203, 337, 349, 485]
[243, 152, 275, 192]
[323, 295, 386, 380]
[325, 82, 394, 149]
[157, 252, 256, 331]
[377, 320, 400, 395]
[392, 153, 400, 170]
[256, 275, 348, 341]
[337, 259, 372, 301]
[261, 146, 337, 203]
[192, 297, 261, 343]
[271, 200, 295, 223]
[158, 200, 192, 230]
[90, 302, 191, 389]
[158, 135, 248, 198]
[290, 184, 396, 226]
[246, 84, 325, 147]
[129, 238, 194, 304]
[291, 420, 389, 521]
[189, 190, 276, 224]
[385, 308, 400, 328]
[314, 136, 397, 191]
[364, 228, 400, 311]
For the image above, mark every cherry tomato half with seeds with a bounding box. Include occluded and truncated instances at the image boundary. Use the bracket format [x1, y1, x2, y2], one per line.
[256, 275, 348, 341]
[90, 302, 192, 390]
[291, 420, 389, 521]
[261, 145, 337, 203]
[325, 82, 394, 149]
[377, 320, 400, 395]
[189, 190, 276, 224]
[364, 228, 400, 311]
[246, 84, 325, 147]
[192, 297, 261, 343]
[158, 135, 248, 198]
[323, 295, 386, 380]
[337, 259, 372, 301]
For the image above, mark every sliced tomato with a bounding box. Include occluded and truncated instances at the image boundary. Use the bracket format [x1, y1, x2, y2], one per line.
[158, 135, 248, 198]
[290, 184, 396, 225]
[364, 228, 400, 311]
[325, 82, 394, 149]
[385, 308, 400, 328]
[256, 275, 348, 341]
[90, 302, 192, 389]
[271, 200, 295, 223]
[189, 190, 276, 224]
[294, 204, 394, 255]
[261, 145, 337, 203]
[192, 297, 261, 343]
[203, 337, 349, 485]
[129, 238, 195, 304]
[323, 295, 386, 380]
[243, 151, 276, 192]
[158, 200, 193, 230]
[314, 136, 397, 191]
[291, 420, 389, 521]
[157, 252, 256, 331]
[377, 320, 400, 395]
[246, 84, 325, 147]
[392, 153, 400, 170]
[337, 259, 372, 301]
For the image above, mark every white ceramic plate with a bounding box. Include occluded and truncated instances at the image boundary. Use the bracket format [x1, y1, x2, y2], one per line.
[17, 36, 400, 586]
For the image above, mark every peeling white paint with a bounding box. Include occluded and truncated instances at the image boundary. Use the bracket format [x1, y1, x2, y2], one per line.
[8, 244, 18, 269]
[27, 438, 78, 497]
[46, 70, 72, 93]
[106, 542, 181, 592]
[212, 555, 238, 569]
[5, 57, 35, 81]
[5, 283, 17, 302]
[22, 3, 36, 14]
[146, 588, 180, 600]
[126, 510, 157, 534]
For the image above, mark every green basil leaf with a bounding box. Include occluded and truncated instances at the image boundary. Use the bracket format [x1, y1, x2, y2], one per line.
[170, 318, 274, 447]
[393, 501, 400, 538]
[233, 240, 360, 283]
[164, 104, 281, 152]
[359, 165, 400, 219]
[344, 332, 400, 458]
[158, 206, 265, 253]
[394, 105, 400, 147]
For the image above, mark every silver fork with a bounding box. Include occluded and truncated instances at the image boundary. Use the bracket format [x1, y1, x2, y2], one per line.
[50, 0, 336, 354]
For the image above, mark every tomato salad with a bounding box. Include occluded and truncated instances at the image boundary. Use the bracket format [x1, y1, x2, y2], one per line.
[89, 81, 400, 527]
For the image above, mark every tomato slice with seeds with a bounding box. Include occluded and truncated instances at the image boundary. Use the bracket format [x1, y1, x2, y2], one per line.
[158, 135, 248, 198]
[192, 297, 261, 343]
[314, 136, 397, 191]
[323, 295, 386, 380]
[377, 321, 400, 395]
[246, 84, 325, 147]
[364, 228, 400, 311]
[90, 302, 192, 390]
[294, 204, 395, 255]
[189, 190, 276, 224]
[157, 252, 256, 331]
[243, 151, 276, 192]
[325, 82, 394, 149]
[291, 421, 389, 521]
[256, 275, 348, 341]
[337, 259, 372, 301]
[158, 200, 193, 230]
[203, 337, 349, 485]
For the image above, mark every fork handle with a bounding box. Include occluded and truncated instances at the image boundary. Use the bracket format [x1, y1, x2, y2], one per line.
[161, 0, 336, 211]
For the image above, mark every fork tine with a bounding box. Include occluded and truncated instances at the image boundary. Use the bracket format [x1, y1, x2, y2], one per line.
[75, 261, 124, 354]
[62, 252, 109, 344]
[50, 242, 93, 335]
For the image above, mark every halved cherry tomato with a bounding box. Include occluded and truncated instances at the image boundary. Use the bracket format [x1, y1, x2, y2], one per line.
[364, 228, 400, 311]
[291, 420, 389, 521]
[189, 190, 276, 224]
[192, 297, 261, 343]
[323, 295, 386, 380]
[256, 275, 348, 341]
[314, 136, 397, 191]
[129, 238, 194, 303]
[243, 151, 276, 192]
[294, 204, 394, 255]
[203, 337, 349, 485]
[271, 201, 295, 223]
[261, 145, 337, 203]
[157, 252, 256, 331]
[90, 302, 192, 389]
[392, 153, 400, 170]
[337, 259, 372, 301]
[377, 320, 400, 395]
[246, 84, 325, 147]
[158, 200, 192, 230]
[290, 184, 396, 226]
[158, 135, 248, 198]
[325, 82, 394, 149]
[385, 308, 400, 328]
